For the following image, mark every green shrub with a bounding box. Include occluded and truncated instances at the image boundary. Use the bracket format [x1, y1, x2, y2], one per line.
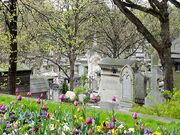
[74, 86, 85, 96]
[172, 90, 180, 101]
[131, 100, 180, 119]
[131, 90, 180, 119]
[83, 95, 90, 104]
[80, 73, 87, 86]
[63, 97, 72, 103]
[162, 89, 180, 101]
[62, 81, 69, 94]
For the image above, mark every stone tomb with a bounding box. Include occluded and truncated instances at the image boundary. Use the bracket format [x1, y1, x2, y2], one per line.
[0, 68, 31, 94]
[98, 58, 146, 110]
[30, 77, 49, 98]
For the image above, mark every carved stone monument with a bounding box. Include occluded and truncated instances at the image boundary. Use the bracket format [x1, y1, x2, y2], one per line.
[98, 58, 147, 110]
[145, 65, 164, 106]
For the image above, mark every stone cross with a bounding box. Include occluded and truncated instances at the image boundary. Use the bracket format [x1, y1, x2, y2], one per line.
[151, 66, 158, 91]
[145, 66, 164, 106]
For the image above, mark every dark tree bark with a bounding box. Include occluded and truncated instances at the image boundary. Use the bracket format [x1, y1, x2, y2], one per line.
[4, 0, 18, 95]
[69, 55, 75, 91]
[112, 0, 180, 90]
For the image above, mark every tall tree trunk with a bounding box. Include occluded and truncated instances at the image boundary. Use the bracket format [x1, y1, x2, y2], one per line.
[8, 0, 18, 95]
[158, 5, 173, 90]
[158, 47, 173, 91]
[113, 0, 174, 90]
[112, 43, 118, 58]
[69, 58, 75, 91]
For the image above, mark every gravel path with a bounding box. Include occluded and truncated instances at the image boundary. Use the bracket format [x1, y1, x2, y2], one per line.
[88, 103, 180, 123]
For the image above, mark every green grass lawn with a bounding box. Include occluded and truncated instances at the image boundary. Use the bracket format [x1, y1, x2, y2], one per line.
[0, 94, 180, 134]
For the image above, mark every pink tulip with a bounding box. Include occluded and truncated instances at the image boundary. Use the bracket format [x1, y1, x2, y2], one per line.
[91, 95, 97, 101]
[59, 94, 65, 102]
[27, 92, 32, 97]
[86, 117, 92, 124]
[107, 123, 113, 129]
[36, 98, 41, 104]
[140, 124, 145, 131]
[132, 112, 138, 119]
[88, 128, 93, 135]
[112, 117, 116, 122]
[46, 113, 50, 118]
[40, 92, 44, 98]
[17, 95, 22, 101]
[112, 96, 116, 102]
[13, 123, 18, 128]
[0, 105, 5, 110]
[15, 88, 20, 94]
[41, 105, 47, 111]
[73, 100, 78, 106]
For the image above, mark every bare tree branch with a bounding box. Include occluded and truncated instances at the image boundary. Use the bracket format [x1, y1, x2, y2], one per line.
[113, 0, 160, 51]
[121, 1, 161, 19]
[169, 0, 180, 8]
[43, 56, 70, 79]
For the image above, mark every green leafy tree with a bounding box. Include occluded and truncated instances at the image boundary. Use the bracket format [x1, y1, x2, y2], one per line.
[41, 0, 94, 90]
[0, 0, 47, 94]
[0, 0, 18, 94]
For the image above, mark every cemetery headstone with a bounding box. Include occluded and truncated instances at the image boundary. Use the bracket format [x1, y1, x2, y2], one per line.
[145, 65, 164, 106]
[49, 83, 60, 102]
[98, 58, 147, 110]
[78, 94, 86, 102]
[30, 77, 49, 98]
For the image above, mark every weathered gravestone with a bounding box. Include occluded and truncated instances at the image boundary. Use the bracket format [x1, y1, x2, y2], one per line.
[87, 53, 101, 91]
[119, 65, 147, 108]
[49, 83, 60, 102]
[78, 94, 86, 102]
[98, 58, 147, 110]
[145, 65, 164, 106]
[30, 77, 49, 98]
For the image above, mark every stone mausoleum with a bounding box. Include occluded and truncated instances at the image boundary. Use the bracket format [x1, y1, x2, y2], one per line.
[98, 58, 147, 110]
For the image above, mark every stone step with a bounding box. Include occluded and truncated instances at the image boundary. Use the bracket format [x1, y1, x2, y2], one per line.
[99, 101, 119, 111]
[118, 101, 133, 111]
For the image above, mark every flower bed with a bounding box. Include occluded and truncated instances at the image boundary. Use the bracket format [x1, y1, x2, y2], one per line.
[0, 92, 179, 135]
